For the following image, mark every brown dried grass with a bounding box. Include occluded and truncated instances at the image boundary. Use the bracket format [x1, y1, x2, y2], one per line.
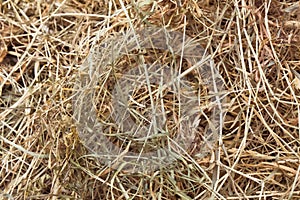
[1, 0, 300, 199]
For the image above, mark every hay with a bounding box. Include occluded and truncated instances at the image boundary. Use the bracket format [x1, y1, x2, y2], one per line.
[0, 0, 300, 199]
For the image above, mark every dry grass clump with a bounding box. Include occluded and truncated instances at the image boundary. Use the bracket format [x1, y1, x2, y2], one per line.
[1, 0, 300, 199]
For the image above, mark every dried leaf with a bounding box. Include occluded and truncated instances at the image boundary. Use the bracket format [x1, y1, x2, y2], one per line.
[293, 77, 300, 90]
[0, 39, 7, 63]
[291, 69, 300, 90]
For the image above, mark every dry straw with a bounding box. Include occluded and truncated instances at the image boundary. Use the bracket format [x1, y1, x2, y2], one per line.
[1, 0, 300, 199]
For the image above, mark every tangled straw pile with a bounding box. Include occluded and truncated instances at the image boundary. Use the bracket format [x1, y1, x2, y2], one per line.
[1, 0, 300, 199]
